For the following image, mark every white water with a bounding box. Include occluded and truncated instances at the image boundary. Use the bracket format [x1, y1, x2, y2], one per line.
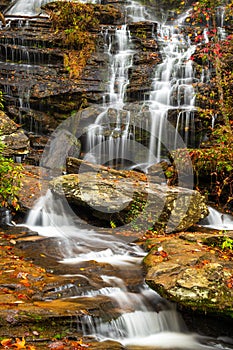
[85, 24, 138, 168]
[147, 22, 196, 164]
[199, 206, 233, 230]
[5, 0, 53, 16]
[84, 3, 197, 172]
[24, 190, 232, 349]
[8, 0, 233, 348]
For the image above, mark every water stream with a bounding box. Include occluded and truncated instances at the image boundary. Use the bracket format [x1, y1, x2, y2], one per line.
[24, 190, 233, 350]
[3, 0, 233, 349]
[199, 206, 233, 231]
[84, 2, 197, 172]
[5, 0, 53, 17]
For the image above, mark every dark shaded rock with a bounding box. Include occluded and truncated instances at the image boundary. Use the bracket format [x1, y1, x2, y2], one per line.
[0, 0, 10, 11]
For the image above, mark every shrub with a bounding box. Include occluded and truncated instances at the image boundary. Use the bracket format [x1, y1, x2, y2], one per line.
[0, 140, 23, 210]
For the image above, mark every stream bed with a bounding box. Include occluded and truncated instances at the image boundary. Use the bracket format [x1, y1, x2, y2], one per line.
[6, 189, 231, 350]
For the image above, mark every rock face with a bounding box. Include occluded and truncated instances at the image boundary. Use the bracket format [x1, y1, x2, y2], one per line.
[49, 167, 208, 232]
[0, 3, 160, 137]
[143, 231, 233, 322]
[0, 110, 30, 157]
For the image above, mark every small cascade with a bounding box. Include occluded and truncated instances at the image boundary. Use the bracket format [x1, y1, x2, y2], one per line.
[147, 23, 196, 163]
[126, 0, 151, 23]
[23, 190, 225, 350]
[85, 24, 138, 168]
[199, 207, 233, 230]
[105, 25, 135, 107]
[0, 207, 12, 226]
[5, 0, 53, 17]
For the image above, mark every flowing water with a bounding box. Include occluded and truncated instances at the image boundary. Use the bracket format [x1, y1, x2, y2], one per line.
[24, 190, 233, 350]
[84, 2, 197, 172]
[5, 0, 54, 17]
[4, 0, 233, 348]
[199, 207, 233, 231]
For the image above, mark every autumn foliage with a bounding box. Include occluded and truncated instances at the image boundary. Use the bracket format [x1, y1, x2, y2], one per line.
[186, 0, 233, 210]
[44, 1, 120, 79]
[1, 337, 89, 349]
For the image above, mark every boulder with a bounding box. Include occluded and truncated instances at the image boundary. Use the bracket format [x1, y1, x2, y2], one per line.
[1, 128, 30, 157]
[49, 166, 208, 232]
[143, 231, 233, 323]
[41, 129, 81, 171]
[0, 111, 30, 158]
[0, 110, 18, 134]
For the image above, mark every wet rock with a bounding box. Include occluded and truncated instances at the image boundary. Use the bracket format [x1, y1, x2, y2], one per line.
[1, 128, 30, 157]
[0, 110, 18, 134]
[41, 129, 81, 171]
[16, 165, 50, 213]
[126, 22, 161, 101]
[49, 169, 208, 232]
[0, 0, 10, 11]
[144, 231, 233, 321]
[0, 2, 161, 137]
[0, 112, 30, 157]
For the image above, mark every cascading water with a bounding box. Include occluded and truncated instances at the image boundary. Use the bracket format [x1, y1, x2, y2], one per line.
[5, 0, 54, 17]
[85, 24, 138, 168]
[199, 206, 233, 230]
[24, 190, 231, 350]
[147, 22, 196, 163]
[2, 0, 64, 134]
[84, 2, 197, 170]
[6, 0, 233, 349]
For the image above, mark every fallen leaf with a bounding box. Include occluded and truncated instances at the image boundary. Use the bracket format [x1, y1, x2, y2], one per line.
[1, 338, 12, 347]
[20, 279, 31, 287]
[13, 337, 26, 349]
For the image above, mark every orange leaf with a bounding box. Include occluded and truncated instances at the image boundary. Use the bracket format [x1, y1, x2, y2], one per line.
[17, 294, 29, 300]
[1, 338, 12, 347]
[20, 279, 31, 287]
[13, 337, 26, 349]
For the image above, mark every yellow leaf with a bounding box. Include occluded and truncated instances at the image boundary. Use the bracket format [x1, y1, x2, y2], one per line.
[13, 337, 26, 349]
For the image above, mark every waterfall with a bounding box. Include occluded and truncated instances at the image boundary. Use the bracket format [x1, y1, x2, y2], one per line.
[199, 206, 233, 230]
[6, 0, 233, 348]
[147, 23, 196, 163]
[5, 0, 54, 16]
[84, 5, 197, 171]
[85, 24, 140, 168]
[106, 25, 135, 107]
[24, 190, 223, 350]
